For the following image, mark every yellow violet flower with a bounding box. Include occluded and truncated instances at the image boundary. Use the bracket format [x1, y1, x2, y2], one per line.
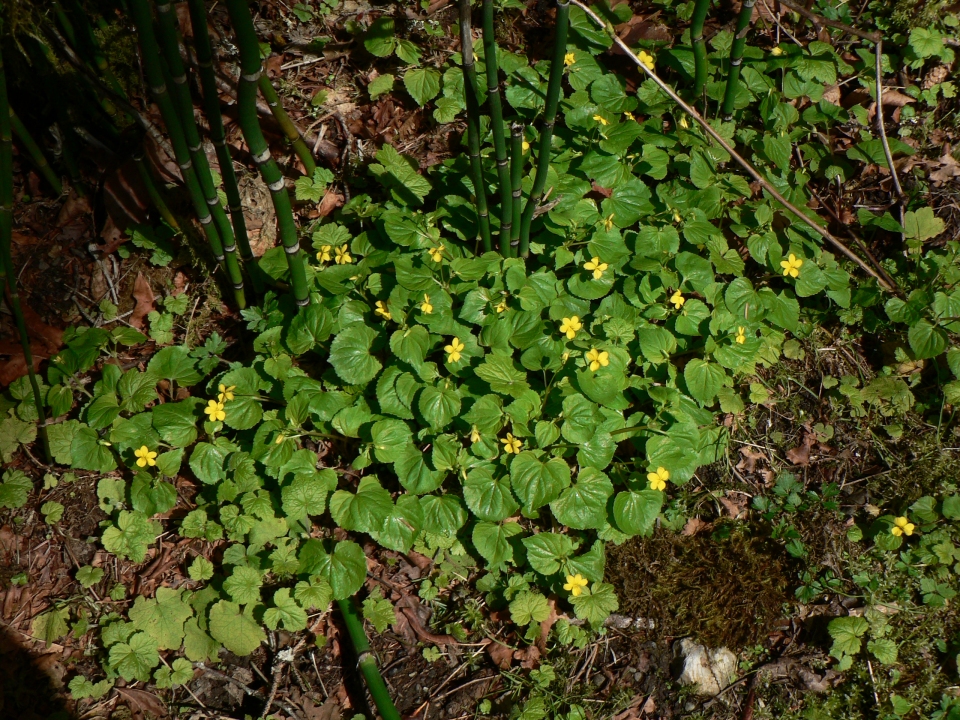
[218, 384, 236, 402]
[592, 114, 609, 126]
[204, 399, 226, 422]
[470, 426, 481, 443]
[275, 432, 285, 445]
[584, 256, 608, 280]
[563, 573, 589, 597]
[586, 348, 609, 372]
[647, 466, 670, 491]
[670, 290, 685, 309]
[891, 516, 915, 537]
[564, 52, 576, 66]
[429, 244, 445, 263]
[522, 140, 530, 153]
[375, 301, 392, 320]
[770, 46, 783, 56]
[334, 244, 352, 264]
[780, 253, 803, 278]
[496, 300, 508, 313]
[624, 111, 635, 121]
[637, 50, 655, 71]
[559, 316, 582, 340]
[735, 326, 747, 344]
[673, 210, 682, 223]
[445, 337, 465, 363]
[501, 433, 522, 454]
[317, 245, 332, 263]
[679, 116, 689, 130]
[134, 445, 157, 468]
[420, 294, 433, 314]
[603, 214, 615, 231]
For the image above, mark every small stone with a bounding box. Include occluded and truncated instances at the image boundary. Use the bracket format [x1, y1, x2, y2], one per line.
[675, 639, 737, 696]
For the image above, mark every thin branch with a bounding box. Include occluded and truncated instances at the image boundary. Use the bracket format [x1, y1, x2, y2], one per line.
[776, 0, 879, 42]
[566, 0, 897, 293]
[875, 39, 904, 199]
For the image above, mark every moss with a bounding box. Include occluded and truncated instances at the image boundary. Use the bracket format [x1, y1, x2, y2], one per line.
[606, 525, 796, 649]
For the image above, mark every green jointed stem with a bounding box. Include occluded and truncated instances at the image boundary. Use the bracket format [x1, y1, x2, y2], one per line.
[336, 598, 402, 720]
[133, 147, 180, 232]
[720, 0, 756, 119]
[10, 110, 63, 196]
[128, 1, 229, 286]
[481, 0, 512, 255]
[690, 0, 710, 97]
[509, 122, 523, 246]
[518, 0, 569, 257]
[154, 0, 246, 309]
[225, 0, 310, 306]
[458, 0, 492, 252]
[258, 76, 317, 177]
[185, 0, 263, 295]
[0, 53, 51, 463]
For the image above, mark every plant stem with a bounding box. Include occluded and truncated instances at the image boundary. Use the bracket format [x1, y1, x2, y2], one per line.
[128, 0, 231, 293]
[518, 0, 569, 257]
[0, 52, 51, 463]
[336, 598, 401, 720]
[481, 0, 512, 255]
[509, 121, 523, 247]
[690, 0, 710, 97]
[720, 0, 756, 119]
[258, 76, 317, 177]
[458, 0, 492, 253]
[132, 147, 180, 232]
[9, 110, 63, 197]
[185, 0, 264, 295]
[154, 0, 247, 309]
[225, 0, 310, 306]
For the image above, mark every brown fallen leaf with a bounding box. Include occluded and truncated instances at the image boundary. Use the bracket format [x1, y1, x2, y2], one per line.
[719, 493, 747, 519]
[20, 304, 64, 353]
[737, 445, 768, 473]
[486, 640, 514, 669]
[130, 272, 156, 330]
[318, 188, 344, 217]
[786, 431, 817, 466]
[115, 686, 169, 719]
[537, 597, 558, 652]
[515, 644, 541, 669]
[681, 516, 707, 536]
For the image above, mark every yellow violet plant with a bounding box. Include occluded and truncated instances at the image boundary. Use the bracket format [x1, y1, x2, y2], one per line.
[563, 574, 589, 597]
[559, 316, 582, 340]
[584, 256, 608, 280]
[780, 253, 803, 277]
[134, 446, 157, 468]
[647, 466, 670, 492]
[585, 348, 609, 372]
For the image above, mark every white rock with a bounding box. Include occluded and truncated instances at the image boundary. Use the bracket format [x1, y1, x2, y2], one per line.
[675, 639, 737, 696]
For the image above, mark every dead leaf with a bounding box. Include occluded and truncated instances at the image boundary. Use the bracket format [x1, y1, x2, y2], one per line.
[514, 644, 541, 669]
[537, 598, 558, 652]
[486, 640, 514, 669]
[303, 697, 342, 720]
[99, 215, 128, 255]
[719, 494, 747, 518]
[116, 686, 169, 719]
[20, 304, 64, 353]
[681, 517, 707, 536]
[591, 182, 613, 198]
[821, 85, 841, 105]
[923, 65, 950, 90]
[130, 273, 156, 330]
[318, 188, 344, 217]
[737, 445, 768, 473]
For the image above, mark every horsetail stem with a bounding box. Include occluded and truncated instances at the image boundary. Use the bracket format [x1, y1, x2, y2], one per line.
[721, 0, 756, 119]
[509, 121, 523, 247]
[133, 147, 181, 233]
[225, 0, 310, 307]
[337, 598, 402, 720]
[518, 0, 569, 257]
[10, 110, 63, 196]
[481, 0, 513, 255]
[690, 0, 710, 97]
[258, 76, 317, 177]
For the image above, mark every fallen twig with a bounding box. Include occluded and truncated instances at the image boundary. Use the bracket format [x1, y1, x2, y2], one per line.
[776, 0, 879, 42]
[567, 0, 897, 293]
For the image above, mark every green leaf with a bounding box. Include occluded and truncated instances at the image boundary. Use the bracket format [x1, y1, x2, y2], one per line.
[281, 470, 334, 520]
[390, 326, 430, 366]
[152, 399, 202, 447]
[509, 591, 550, 626]
[102, 511, 155, 563]
[908, 320, 947, 359]
[612, 489, 662, 536]
[70, 425, 117, 472]
[868, 638, 898, 665]
[368, 73, 395, 99]
[464, 466, 519, 522]
[76, 565, 104, 588]
[403, 68, 441, 106]
[0, 469, 32, 509]
[189, 442, 227, 484]
[208, 601, 266, 656]
[223, 565, 263, 605]
[683, 359, 726, 405]
[371, 494, 423, 553]
[418, 383, 461, 430]
[550, 468, 613, 530]
[32, 607, 70, 645]
[364, 17, 397, 57]
[570, 582, 619, 625]
[147, 345, 202, 386]
[286, 304, 334, 354]
[420, 493, 467, 536]
[264, 588, 308, 631]
[329, 324, 383, 385]
[188, 556, 214, 581]
[903, 207, 945, 242]
[394, 446, 445, 494]
[510, 452, 571, 511]
[828, 616, 868, 658]
[294, 576, 333, 611]
[109, 632, 159, 681]
[330, 476, 393, 533]
[475, 354, 531, 395]
[298, 539, 367, 600]
[362, 589, 396, 633]
[472, 521, 523, 566]
[183, 618, 220, 662]
[561, 394, 601, 444]
[129, 587, 192, 650]
[522, 532, 576, 576]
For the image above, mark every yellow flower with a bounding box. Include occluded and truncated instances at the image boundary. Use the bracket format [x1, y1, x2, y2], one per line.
[637, 50, 655, 71]
[584, 256, 608, 280]
[735, 326, 747, 344]
[429, 244, 445, 263]
[770, 46, 783, 56]
[501, 433, 522, 454]
[891, 516, 915, 537]
[585, 348, 609, 372]
[563, 573, 589, 597]
[495, 300, 508, 313]
[647, 466, 670, 491]
[679, 116, 689, 130]
[670, 290, 685, 309]
[603, 214, 615, 231]
[673, 210, 682, 223]
[134, 445, 157, 468]
[275, 433, 285, 444]
[624, 111, 635, 121]
[334, 244, 352, 264]
[780, 253, 803, 278]
[564, 52, 576, 66]
[559, 316, 582, 340]
[375, 301, 392, 320]
[420, 294, 433, 314]
[317, 245, 332, 263]
[218, 384, 236, 402]
[522, 141, 530, 152]
[445, 337, 465, 363]
[470, 426, 481, 443]
[204, 399, 226, 422]
[592, 114, 609, 126]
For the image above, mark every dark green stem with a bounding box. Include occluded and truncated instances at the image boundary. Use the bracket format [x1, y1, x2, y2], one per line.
[721, 0, 755, 119]
[690, 0, 710, 97]
[458, 0, 492, 252]
[258, 76, 317, 177]
[9, 110, 63, 196]
[133, 147, 180, 232]
[481, 0, 512, 255]
[225, 0, 310, 306]
[0, 53, 51, 463]
[518, 0, 569, 257]
[154, 0, 246, 309]
[337, 598, 401, 720]
[185, 0, 263, 295]
[509, 121, 523, 247]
